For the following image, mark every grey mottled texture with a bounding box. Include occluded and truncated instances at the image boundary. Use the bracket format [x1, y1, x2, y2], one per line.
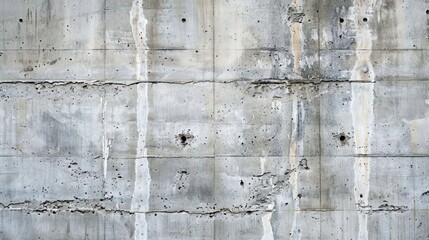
[1, 0, 429, 239]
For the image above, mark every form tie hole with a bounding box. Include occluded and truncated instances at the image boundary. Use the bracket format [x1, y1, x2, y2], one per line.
[180, 135, 187, 144]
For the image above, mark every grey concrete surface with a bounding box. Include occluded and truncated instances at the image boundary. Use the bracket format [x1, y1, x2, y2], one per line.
[1, 0, 429, 239]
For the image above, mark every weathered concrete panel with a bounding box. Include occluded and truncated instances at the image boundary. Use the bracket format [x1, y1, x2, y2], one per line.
[215, 49, 319, 81]
[0, 211, 135, 240]
[0, 157, 104, 204]
[0, 84, 103, 157]
[105, 50, 213, 82]
[320, 0, 429, 50]
[321, 81, 429, 156]
[106, 0, 213, 50]
[0, 50, 105, 81]
[215, 82, 320, 157]
[1, 0, 105, 50]
[320, 50, 429, 81]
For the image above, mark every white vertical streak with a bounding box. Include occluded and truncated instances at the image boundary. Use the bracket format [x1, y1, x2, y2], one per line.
[101, 98, 110, 180]
[289, 101, 300, 240]
[288, 0, 304, 76]
[261, 212, 274, 240]
[351, 84, 373, 240]
[350, 1, 377, 239]
[130, 0, 148, 80]
[287, 8, 306, 237]
[130, 1, 150, 239]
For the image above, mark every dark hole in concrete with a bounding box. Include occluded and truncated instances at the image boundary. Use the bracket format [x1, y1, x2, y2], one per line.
[426, 10, 429, 14]
[19, 18, 23, 23]
[340, 135, 346, 141]
[240, 180, 244, 186]
[360, 194, 363, 198]
[180, 135, 187, 144]
[181, 18, 186, 23]
[363, 17, 368, 22]
[299, 158, 310, 170]
[176, 131, 194, 147]
[340, 18, 344, 23]
[297, 194, 302, 198]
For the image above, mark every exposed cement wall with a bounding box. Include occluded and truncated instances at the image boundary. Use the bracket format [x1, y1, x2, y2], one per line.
[0, 0, 428, 239]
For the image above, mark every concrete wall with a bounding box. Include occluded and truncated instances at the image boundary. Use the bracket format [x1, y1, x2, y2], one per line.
[0, 0, 428, 239]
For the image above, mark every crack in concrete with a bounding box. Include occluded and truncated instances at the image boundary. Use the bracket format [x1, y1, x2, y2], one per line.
[0, 201, 274, 216]
[357, 203, 409, 214]
[0, 78, 378, 88]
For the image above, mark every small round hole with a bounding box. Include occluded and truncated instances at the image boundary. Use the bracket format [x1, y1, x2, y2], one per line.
[426, 10, 429, 14]
[19, 18, 23, 23]
[340, 135, 346, 141]
[181, 18, 186, 23]
[363, 17, 368, 22]
[339, 18, 344, 23]
[180, 135, 187, 143]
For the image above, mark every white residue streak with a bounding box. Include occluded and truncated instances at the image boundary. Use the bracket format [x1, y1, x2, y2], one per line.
[350, 1, 378, 240]
[350, 0, 377, 81]
[261, 212, 274, 240]
[288, 0, 304, 76]
[101, 98, 111, 180]
[130, 1, 150, 239]
[130, 0, 148, 80]
[260, 157, 267, 175]
[289, 101, 305, 240]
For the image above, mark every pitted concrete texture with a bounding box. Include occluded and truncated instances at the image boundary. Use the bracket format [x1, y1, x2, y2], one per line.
[1, 0, 429, 239]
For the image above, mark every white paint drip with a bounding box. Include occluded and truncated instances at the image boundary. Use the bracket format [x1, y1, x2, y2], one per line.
[134, 214, 148, 240]
[289, 101, 304, 240]
[260, 156, 267, 175]
[261, 212, 274, 240]
[351, 84, 373, 240]
[131, 86, 150, 214]
[350, 0, 377, 81]
[130, 1, 150, 239]
[101, 98, 111, 180]
[350, 1, 377, 239]
[130, 0, 148, 80]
